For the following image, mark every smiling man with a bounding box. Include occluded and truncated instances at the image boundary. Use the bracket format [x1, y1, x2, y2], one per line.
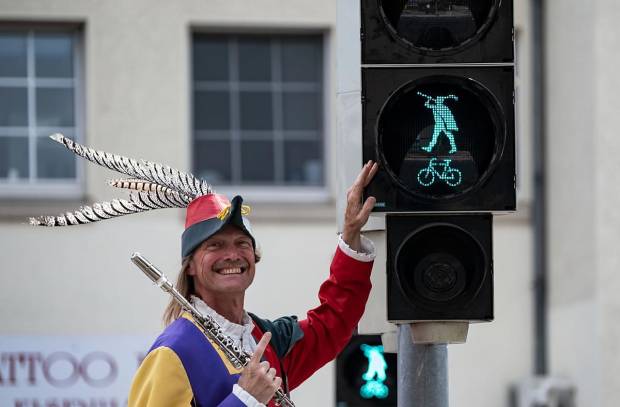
[128, 162, 379, 407]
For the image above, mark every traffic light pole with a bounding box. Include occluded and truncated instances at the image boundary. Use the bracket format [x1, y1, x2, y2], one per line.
[398, 325, 448, 407]
[398, 322, 468, 407]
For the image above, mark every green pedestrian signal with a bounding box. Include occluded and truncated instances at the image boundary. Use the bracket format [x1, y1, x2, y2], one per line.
[365, 72, 510, 204]
[360, 344, 389, 399]
[336, 335, 397, 406]
[361, 0, 515, 213]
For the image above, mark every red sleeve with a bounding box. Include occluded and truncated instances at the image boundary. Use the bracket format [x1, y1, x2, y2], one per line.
[282, 246, 373, 389]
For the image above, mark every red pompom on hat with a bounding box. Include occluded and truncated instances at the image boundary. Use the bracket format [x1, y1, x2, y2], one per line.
[181, 194, 258, 258]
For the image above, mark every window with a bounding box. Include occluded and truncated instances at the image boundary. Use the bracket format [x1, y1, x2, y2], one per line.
[0, 26, 83, 198]
[192, 34, 325, 197]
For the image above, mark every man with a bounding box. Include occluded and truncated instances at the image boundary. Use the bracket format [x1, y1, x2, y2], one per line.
[128, 161, 379, 406]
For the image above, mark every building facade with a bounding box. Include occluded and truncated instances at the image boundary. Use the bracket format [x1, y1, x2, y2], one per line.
[0, 1, 547, 406]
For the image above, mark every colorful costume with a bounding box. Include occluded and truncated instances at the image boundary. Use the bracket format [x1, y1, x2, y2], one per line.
[128, 242, 374, 406]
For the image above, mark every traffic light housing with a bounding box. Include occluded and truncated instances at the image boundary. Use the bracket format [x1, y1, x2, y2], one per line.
[362, 65, 515, 212]
[361, 0, 515, 213]
[361, 0, 513, 64]
[336, 334, 397, 407]
[358, 1, 513, 323]
[386, 213, 493, 322]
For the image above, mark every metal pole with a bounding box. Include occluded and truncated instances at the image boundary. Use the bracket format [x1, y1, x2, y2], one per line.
[398, 324, 449, 407]
[531, 0, 548, 376]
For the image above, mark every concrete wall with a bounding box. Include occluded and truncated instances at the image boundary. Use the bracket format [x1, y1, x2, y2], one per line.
[546, 1, 620, 406]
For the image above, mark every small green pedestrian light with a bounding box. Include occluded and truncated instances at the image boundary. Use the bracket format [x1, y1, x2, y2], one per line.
[359, 344, 389, 399]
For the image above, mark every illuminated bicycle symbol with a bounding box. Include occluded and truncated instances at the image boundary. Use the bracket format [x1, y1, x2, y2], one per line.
[417, 157, 462, 187]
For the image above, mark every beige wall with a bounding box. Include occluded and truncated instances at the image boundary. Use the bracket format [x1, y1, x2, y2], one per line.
[0, 0, 543, 406]
[547, 1, 620, 406]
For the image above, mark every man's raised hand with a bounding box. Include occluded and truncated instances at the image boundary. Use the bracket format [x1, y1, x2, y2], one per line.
[342, 161, 379, 252]
[237, 332, 282, 404]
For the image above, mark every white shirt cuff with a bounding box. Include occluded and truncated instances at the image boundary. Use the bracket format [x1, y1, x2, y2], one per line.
[338, 234, 376, 262]
[233, 384, 266, 407]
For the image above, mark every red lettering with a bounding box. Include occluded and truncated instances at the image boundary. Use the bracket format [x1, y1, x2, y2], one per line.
[19, 352, 42, 385]
[1, 352, 42, 386]
[1, 353, 18, 385]
[79, 352, 117, 387]
[42, 352, 79, 388]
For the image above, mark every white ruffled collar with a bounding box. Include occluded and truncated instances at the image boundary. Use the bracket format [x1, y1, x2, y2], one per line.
[190, 296, 257, 353]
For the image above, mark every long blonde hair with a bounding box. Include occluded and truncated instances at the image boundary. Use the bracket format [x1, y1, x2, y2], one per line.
[162, 257, 195, 326]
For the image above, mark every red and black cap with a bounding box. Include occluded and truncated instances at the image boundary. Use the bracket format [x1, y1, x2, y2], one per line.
[181, 194, 257, 258]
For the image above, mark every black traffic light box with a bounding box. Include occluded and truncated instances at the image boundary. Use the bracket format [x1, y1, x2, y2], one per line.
[361, 0, 513, 64]
[386, 214, 493, 322]
[361, 0, 515, 212]
[336, 334, 397, 407]
[362, 65, 515, 212]
[359, 1, 514, 322]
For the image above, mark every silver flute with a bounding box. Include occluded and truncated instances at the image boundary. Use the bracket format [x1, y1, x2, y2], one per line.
[131, 252, 295, 407]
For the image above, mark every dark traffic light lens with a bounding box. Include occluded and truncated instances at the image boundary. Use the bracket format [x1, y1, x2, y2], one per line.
[380, 0, 498, 52]
[415, 252, 465, 302]
[395, 223, 487, 309]
[377, 75, 504, 200]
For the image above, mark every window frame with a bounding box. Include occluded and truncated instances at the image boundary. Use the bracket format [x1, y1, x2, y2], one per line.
[0, 24, 85, 200]
[190, 30, 331, 203]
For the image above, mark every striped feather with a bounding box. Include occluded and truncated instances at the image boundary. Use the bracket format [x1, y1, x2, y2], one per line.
[109, 178, 178, 195]
[49, 133, 212, 198]
[28, 194, 184, 227]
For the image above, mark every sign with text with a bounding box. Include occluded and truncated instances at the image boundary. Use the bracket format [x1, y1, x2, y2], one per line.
[0, 336, 153, 407]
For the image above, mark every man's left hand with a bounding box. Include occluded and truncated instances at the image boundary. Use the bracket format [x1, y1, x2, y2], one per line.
[342, 161, 379, 252]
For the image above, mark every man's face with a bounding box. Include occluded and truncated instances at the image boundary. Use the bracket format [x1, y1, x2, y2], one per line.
[187, 225, 256, 299]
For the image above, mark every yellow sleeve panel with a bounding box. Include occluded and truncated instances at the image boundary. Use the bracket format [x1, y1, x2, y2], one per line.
[128, 346, 194, 407]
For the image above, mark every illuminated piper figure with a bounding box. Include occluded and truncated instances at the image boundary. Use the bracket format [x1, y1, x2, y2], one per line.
[418, 92, 459, 154]
[360, 344, 388, 399]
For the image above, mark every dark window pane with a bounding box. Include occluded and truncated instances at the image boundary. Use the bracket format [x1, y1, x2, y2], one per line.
[240, 140, 274, 183]
[284, 141, 322, 185]
[194, 139, 231, 183]
[36, 87, 75, 126]
[0, 34, 27, 77]
[194, 91, 230, 130]
[0, 136, 28, 179]
[281, 38, 322, 82]
[240, 91, 272, 130]
[239, 39, 271, 81]
[193, 37, 229, 81]
[282, 91, 320, 131]
[37, 135, 75, 178]
[35, 33, 73, 78]
[0, 87, 27, 126]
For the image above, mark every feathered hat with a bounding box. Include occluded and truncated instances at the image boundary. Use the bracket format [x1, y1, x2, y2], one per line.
[29, 134, 259, 259]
